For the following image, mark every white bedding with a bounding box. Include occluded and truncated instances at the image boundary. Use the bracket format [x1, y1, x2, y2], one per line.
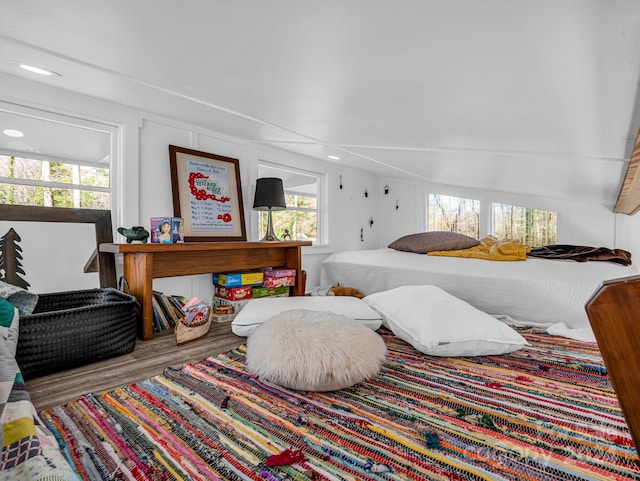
[320, 248, 636, 331]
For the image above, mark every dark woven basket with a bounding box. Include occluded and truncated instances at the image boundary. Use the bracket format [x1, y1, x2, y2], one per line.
[16, 288, 139, 379]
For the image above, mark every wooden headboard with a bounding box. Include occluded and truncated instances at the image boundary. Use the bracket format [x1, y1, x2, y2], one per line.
[1, 205, 117, 288]
[585, 275, 640, 451]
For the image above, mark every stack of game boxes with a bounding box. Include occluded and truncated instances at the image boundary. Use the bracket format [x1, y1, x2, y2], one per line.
[260, 267, 296, 290]
[212, 268, 295, 322]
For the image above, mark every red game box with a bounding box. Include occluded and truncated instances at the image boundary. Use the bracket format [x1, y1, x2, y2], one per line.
[214, 284, 253, 301]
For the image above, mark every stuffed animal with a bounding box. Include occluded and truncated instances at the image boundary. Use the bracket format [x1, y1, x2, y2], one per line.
[327, 283, 365, 299]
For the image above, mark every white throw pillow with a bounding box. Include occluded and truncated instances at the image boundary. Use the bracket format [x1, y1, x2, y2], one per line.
[231, 296, 383, 336]
[246, 309, 387, 391]
[363, 285, 528, 356]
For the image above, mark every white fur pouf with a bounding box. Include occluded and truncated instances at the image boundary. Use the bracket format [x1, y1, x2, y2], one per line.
[246, 309, 387, 391]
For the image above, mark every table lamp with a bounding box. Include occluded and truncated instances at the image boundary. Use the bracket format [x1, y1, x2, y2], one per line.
[253, 177, 287, 241]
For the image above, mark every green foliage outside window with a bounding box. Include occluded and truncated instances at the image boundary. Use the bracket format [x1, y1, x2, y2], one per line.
[428, 193, 558, 246]
[429, 193, 480, 239]
[259, 193, 317, 242]
[0, 155, 110, 209]
[492, 203, 557, 246]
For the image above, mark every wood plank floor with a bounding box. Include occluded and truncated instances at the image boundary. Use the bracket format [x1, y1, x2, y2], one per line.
[26, 321, 245, 412]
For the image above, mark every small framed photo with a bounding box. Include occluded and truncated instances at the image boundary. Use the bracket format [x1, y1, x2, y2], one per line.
[150, 217, 184, 244]
[169, 145, 247, 242]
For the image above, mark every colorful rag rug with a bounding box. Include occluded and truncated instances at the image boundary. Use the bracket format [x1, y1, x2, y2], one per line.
[40, 330, 639, 481]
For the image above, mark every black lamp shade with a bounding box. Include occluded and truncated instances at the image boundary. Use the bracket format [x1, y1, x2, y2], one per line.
[253, 177, 286, 211]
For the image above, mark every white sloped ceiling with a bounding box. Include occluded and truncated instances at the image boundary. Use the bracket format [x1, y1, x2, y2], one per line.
[0, 0, 639, 206]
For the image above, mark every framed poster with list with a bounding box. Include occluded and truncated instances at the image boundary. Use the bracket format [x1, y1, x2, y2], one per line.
[169, 145, 247, 242]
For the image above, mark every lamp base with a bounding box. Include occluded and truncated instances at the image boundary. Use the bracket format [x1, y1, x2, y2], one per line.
[260, 233, 281, 242]
[259, 209, 281, 242]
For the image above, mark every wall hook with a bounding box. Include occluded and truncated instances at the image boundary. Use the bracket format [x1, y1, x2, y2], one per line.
[339, 175, 343, 190]
[364, 189, 368, 198]
[396, 199, 399, 210]
[360, 227, 364, 242]
[369, 217, 374, 228]
[384, 185, 389, 195]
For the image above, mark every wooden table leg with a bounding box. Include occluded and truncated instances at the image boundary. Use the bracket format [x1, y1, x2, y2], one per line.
[123, 252, 155, 340]
[286, 246, 305, 296]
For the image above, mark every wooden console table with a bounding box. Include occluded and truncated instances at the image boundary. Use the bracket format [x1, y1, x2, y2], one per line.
[99, 241, 311, 340]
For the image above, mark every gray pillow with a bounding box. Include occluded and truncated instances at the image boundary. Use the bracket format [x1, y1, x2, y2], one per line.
[388, 231, 480, 254]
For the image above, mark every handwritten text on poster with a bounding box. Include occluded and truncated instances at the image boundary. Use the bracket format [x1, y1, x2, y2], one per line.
[186, 159, 235, 231]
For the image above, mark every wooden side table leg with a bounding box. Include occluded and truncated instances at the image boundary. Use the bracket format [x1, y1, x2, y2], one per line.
[286, 246, 305, 296]
[123, 252, 155, 340]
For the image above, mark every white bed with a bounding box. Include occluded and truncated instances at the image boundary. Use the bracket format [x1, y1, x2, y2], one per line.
[321, 248, 637, 332]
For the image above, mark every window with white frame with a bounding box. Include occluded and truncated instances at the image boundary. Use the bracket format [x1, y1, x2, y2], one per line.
[256, 162, 324, 244]
[428, 193, 480, 238]
[492, 203, 557, 246]
[0, 105, 114, 209]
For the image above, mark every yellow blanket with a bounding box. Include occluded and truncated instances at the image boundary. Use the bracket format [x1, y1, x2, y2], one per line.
[428, 235, 531, 261]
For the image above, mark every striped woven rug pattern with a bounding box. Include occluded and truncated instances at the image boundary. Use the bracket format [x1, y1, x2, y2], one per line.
[40, 329, 639, 480]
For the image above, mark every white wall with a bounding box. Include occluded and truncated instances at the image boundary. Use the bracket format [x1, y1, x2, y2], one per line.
[616, 213, 640, 256]
[2, 73, 639, 298]
[248, 145, 379, 291]
[0, 75, 379, 296]
[376, 176, 640, 253]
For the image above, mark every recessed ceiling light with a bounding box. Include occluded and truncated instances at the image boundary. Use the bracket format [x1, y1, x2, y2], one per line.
[328, 155, 340, 160]
[3, 129, 24, 138]
[19, 64, 60, 77]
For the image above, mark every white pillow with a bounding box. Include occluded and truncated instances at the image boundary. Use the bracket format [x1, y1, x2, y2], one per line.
[231, 296, 383, 336]
[363, 285, 528, 356]
[246, 309, 387, 391]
